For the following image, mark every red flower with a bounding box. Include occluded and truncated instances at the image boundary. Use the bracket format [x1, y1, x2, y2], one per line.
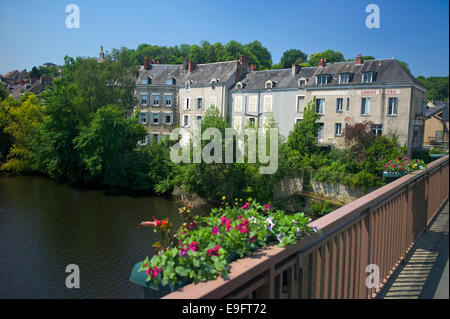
[235, 219, 249, 233]
[138, 216, 161, 229]
[211, 226, 219, 236]
[249, 235, 256, 243]
[207, 245, 222, 257]
[188, 241, 198, 252]
[188, 222, 195, 230]
[241, 202, 249, 209]
[264, 204, 271, 210]
[220, 217, 232, 232]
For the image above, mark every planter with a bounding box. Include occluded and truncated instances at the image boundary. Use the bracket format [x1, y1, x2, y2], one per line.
[383, 171, 407, 183]
[130, 261, 191, 299]
[430, 153, 446, 158]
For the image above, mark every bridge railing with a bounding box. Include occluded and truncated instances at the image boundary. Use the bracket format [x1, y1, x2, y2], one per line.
[163, 155, 449, 299]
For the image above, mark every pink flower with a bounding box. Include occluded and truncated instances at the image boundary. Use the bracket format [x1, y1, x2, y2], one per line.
[249, 235, 256, 243]
[264, 204, 271, 210]
[179, 245, 188, 257]
[188, 222, 195, 230]
[188, 241, 198, 252]
[146, 266, 163, 278]
[207, 245, 222, 257]
[220, 216, 232, 232]
[241, 202, 249, 209]
[211, 226, 219, 236]
[235, 219, 249, 233]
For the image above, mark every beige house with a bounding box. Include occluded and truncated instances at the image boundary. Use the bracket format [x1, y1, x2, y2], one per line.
[423, 101, 449, 146]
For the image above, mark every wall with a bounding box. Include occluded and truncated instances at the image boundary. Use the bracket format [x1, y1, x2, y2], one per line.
[311, 180, 375, 203]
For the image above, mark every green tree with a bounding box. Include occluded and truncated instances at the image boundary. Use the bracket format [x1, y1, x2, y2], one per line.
[307, 49, 345, 66]
[280, 49, 308, 68]
[287, 98, 320, 155]
[397, 60, 411, 73]
[417, 76, 449, 101]
[29, 66, 41, 79]
[73, 105, 147, 186]
[0, 82, 8, 100]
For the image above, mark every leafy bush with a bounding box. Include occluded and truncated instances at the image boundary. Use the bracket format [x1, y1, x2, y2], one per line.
[137, 200, 318, 288]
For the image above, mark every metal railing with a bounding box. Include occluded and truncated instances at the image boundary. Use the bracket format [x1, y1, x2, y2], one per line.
[163, 155, 449, 299]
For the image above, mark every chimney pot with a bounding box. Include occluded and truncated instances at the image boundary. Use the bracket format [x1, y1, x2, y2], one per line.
[318, 57, 324, 67]
[250, 64, 256, 71]
[239, 55, 249, 73]
[355, 54, 363, 65]
[144, 56, 149, 70]
[188, 61, 197, 73]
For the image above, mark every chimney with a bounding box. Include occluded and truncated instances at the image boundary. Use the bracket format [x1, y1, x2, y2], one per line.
[144, 56, 149, 70]
[355, 54, 363, 65]
[188, 61, 197, 73]
[318, 57, 324, 67]
[292, 63, 301, 75]
[250, 64, 256, 72]
[235, 60, 242, 81]
[239, 55, 249, 73]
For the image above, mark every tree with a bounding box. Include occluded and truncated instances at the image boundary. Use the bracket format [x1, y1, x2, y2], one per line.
[287, 98, 320, 155]
[0, 82, 8, 100]
[280, 49, 308, 68]
[397, 60, 411, 73]
[1, 94, 44, 173]
[307, 49, 345, 66]
[343, 121, 375, 162]
[417, 76, 449, 101]
[29, 66, 41, 79]
[73, 105, 147, 186]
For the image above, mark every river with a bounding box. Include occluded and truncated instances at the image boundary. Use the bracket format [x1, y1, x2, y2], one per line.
[0, 175, 210, 298]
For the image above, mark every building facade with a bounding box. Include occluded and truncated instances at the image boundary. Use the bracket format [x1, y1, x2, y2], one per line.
[229, 55, 427, 152]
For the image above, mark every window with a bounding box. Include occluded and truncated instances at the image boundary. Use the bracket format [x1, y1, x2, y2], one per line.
[139, 112, 147, 124]
[234, 96, 243, 112]
[233, 116, 242, 130]
[335, 123, 342, 136]
[211, 81, 216, 90]
[140, 135, 149, 145]
[346, 98, 350, 111]
[265, 81, 272, 89]
[210, 96, 217, 108]
[297, 96, 305, 113]
[298, 79, 306, 88]
[371, 124, 383, 136]
[336, 98, 343, 112]
[263, 95, 272, 112]
[164, 113, 172, 124]
[152, 113, 160, 124]
[165, 94, 172, 106]
[316, 74, 328, 85]
[317, 123, 324, 140]
[194, 115, 202, 128]
[339, 73, 350, 84]
[361, 98, 370, 115]
[249, 96, 257, 113]
[435, 131, 444, 143]
[185, 81, 190, 91]
[362, 72, 373, 83]
[166, 78, 174, 85]
[388, 97, 398, 116]
[183, 115, 190, 127]
[196, 98, 204, 110]
[295, 117, 303, 124]
[184, 97, 191, 110]
[315, 98, 325, 114]
[248, 117, 256, 128]
[141, 78, 148, 84]
[152, 94, 160, 106]
[140, 94, 147, 105]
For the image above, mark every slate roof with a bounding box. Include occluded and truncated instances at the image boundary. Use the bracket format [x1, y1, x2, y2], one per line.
[231, 59, 425, 91]
[425, 103, 449, 121]
[136, 60, 238, 86]
[230, 67, 316, 91]
[310, 59, 425, 88]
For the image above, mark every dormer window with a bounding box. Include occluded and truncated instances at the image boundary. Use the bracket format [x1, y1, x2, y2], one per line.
[362, 72, 373, 83]
[316, 74, 328, 85]
[141, 77, 151, 85]
[211, 80, 216, 90]
[185, 81, 190, 91]
[236, 82, 243, 90]
[166, 77, 175, 85]
[265, 80, 273, 89]
[339, 73, 351, 84]
[298, 78, 306, 88]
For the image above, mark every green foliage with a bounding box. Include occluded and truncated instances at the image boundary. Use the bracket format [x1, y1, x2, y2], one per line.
[397, 60, 411, 73]
[280, 49, 308, 68]
[417, 76, 449, 101]
[73, 105, 147, 186]
[0, 82, 8, 100]
[139, 200, 317, 287]
[307, 49, 345, 66]
[310, 200, 333, 216]
[287, 98, 320, 155]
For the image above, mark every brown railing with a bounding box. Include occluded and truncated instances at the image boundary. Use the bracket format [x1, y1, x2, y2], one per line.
[163, 155, 449, 299]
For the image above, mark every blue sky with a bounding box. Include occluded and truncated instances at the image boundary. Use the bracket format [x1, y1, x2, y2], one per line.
[0, 0, 448, 76]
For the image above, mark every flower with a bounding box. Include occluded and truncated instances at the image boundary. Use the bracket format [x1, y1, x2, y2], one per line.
[211, 226, 219, 236]
[313, 225, 319, 233]
[264, 204, 271, 211]
[296, 228, 302, 237]
[188, 241, 198, 252]
[207, 245, 222, 257]
[222, 196, 226, 201]
[249, 235, 256, 243]
[249, 216, 257, 224]
[266, 217, 275, 231]
[220, 216, 232, 232]
[241, 202, 249, 209]
[277, 232, 285, 243]
[138, 216, 161, 229]
[188, 222, 195, 230]
[235, 219, 249, 233]
[146, 266, 163, 278]
[179, 246, 188, 257]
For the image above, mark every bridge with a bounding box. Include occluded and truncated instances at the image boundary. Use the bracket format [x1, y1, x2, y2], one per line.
[163, 155, 449, 299]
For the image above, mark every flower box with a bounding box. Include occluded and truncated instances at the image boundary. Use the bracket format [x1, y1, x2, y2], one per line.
[430, 153, 446, 158]
[130, 199, 319, 298]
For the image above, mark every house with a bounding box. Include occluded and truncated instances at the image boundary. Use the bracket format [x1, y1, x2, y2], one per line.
[423, 101, 449, 146]
[229, 55, 428, 153]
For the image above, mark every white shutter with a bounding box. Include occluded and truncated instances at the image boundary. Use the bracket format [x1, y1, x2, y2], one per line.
[233, 116, 242, 130]
[249, 96, 257, 112]
[234, 96, 243, 112]
[264, 95, 272, 112]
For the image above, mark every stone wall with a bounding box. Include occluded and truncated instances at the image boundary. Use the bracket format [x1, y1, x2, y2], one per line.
[311, 181, 374, 203]
[273, 177, 303, 200]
